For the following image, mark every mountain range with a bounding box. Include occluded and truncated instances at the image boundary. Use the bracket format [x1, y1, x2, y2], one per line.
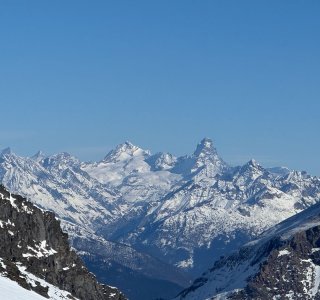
[177, 194, 320, 299]
[1, 138, 320, 299]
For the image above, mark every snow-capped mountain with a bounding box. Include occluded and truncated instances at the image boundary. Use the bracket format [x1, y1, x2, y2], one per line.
[176, 197, 320, 300]
[1, 138, 320, 299]
[87, 140, 320, 276]
[0, 185, 125, 300]
[0, 145, 189, 300]
[0, 148, 118, 228]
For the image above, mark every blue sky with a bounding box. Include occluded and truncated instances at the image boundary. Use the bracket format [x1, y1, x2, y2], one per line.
[0, 1, 319, 174]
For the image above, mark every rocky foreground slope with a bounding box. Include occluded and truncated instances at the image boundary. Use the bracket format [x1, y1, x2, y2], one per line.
[0, 185, 125, 300]
[177, 199, 320, 300]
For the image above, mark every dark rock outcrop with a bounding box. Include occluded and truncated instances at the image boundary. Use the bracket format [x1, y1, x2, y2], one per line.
[0, 185, 126, 300]
[237, 227, 320, 299]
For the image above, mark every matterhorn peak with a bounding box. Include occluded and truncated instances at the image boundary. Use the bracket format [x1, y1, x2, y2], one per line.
[247, 158, 259, 167]
[186, 138, 229, 178]
[193, 138, 217, 158]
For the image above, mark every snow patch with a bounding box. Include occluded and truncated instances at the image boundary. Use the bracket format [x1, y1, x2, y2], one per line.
[176, 257, 194, 268]
[278, 249, 291, 257]
[22, 241, 57, 258]
[17, 265, 79, 299]
[0, 275, 47, 300]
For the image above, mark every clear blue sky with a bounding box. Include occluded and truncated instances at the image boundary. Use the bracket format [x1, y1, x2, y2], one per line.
[0, 1, 319, 175]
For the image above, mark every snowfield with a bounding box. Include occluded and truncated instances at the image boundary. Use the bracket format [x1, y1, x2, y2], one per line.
[0, 274, 78, 300]
[0, 275, 46, 300]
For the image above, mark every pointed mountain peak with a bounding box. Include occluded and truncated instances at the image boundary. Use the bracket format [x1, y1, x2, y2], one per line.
[193, 138, 217, 158]
[239, 159, 265, 177]
[247, 158, 259, 167]
[242, 159, 262, 170]
[176, 138, 229, 177]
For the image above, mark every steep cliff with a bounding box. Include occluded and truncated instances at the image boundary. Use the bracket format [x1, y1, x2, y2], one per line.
[0, 185, 125, 300]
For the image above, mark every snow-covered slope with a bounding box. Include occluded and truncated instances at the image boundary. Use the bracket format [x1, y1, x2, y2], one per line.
[0, 148, 118, 228]
[0, 275, 63, 300]
[176, 200, 320, 300]
[0, 269, 79, 300]
[1, 138, 320, 299]
[82, 141, 181, 203]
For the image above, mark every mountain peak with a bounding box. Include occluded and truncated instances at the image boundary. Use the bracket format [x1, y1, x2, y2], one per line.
[193, 138, 217, 157]
[178, 138, 229, 177]
[103, 141, 150, 162]
[116, 141, 138, 152]
[240, 159, 263, 173]
[248, 158, 258, 167]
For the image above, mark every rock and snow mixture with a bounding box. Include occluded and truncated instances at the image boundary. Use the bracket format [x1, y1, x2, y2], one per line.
[177, 201, 320, 299]
[1, 139, 320, 298]
[0, 186, 125, 300]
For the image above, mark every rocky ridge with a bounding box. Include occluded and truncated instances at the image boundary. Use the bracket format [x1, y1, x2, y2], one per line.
[0, 185, 125, 300]
[176, 199, 320, 299]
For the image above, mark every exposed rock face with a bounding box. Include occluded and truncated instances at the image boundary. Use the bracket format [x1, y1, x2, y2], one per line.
[176, 201, 320, 300]
[241, 228, 320, 299]
[0, 185, 125, 300]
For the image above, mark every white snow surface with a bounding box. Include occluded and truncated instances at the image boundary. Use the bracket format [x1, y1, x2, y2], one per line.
[0, 275, 47, 300]
[0, 272, 78, 300]
[278, 249, 291, 256]
[82, 141, 181, 202]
